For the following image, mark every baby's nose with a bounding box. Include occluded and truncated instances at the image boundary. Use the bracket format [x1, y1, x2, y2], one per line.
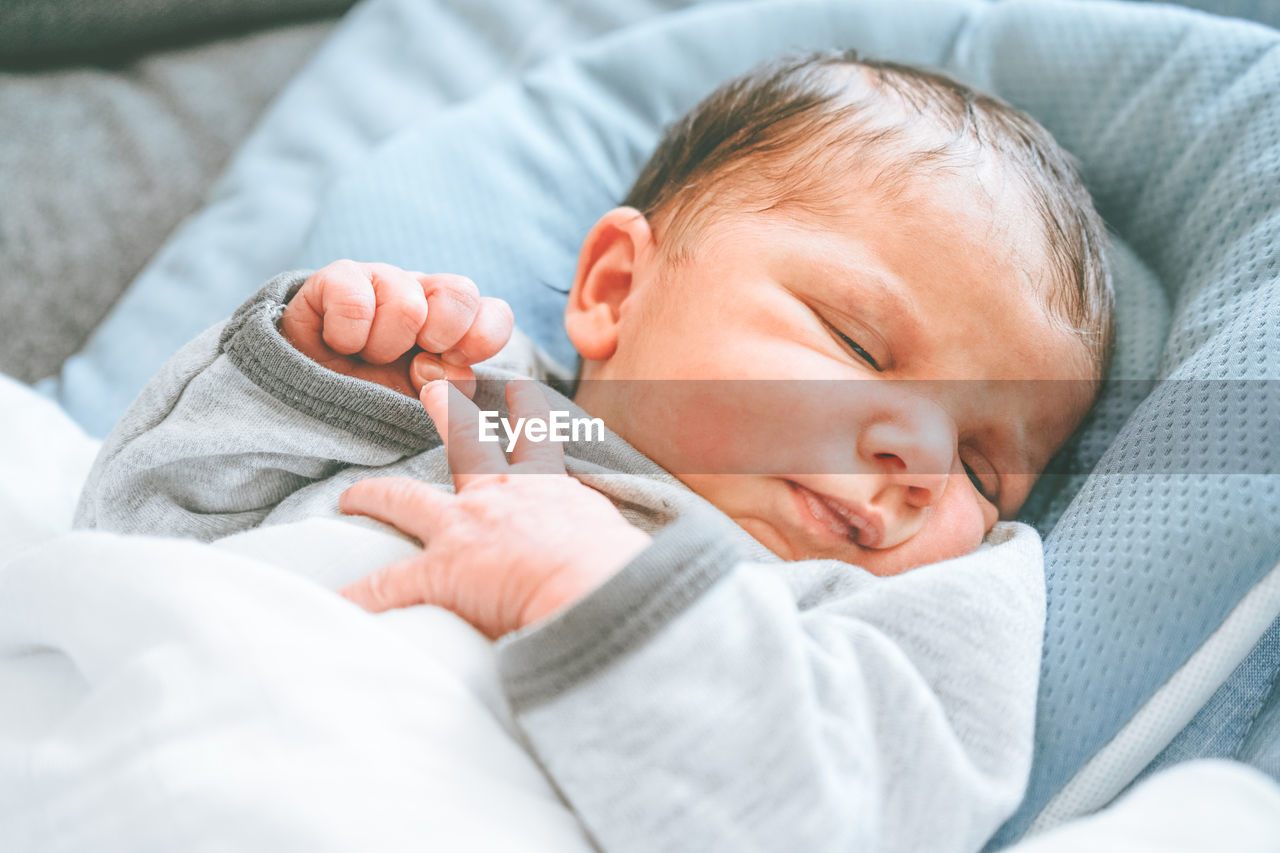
[857, 394, 954, 508]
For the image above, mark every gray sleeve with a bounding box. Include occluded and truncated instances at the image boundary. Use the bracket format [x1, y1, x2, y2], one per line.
[497, 518, 1046, 853]
[73, 270, 438, 540]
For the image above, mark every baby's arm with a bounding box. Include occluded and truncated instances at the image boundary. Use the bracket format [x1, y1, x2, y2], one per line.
[499, 528, 1044, 853]
[74, 262, 511, 540]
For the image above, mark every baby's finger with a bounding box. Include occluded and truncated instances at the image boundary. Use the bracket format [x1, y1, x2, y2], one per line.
[420, 380, 508, 488]
[339, 555, 434, 614]
[505, 380, 566, 473]
[415, 274, 482, 354]
[440, 297, 514, 366]
[409, 353, 477, 400]
[361, 264, 429, 365]
[279, 286, 325, 354]
[339, 476, 449, 544]
[315, 260, 377, 355]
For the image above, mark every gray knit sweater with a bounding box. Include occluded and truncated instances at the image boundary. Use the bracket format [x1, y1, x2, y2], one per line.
[74, 270, 1046, 853]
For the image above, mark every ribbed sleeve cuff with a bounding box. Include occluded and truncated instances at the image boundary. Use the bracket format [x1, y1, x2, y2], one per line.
[497, 509, 741, 713]
[219, 270, 438, 454]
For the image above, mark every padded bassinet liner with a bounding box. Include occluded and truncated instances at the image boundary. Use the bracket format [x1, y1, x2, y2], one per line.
[293, 0, 1280, 842]
[1136, 612, 1280, 785]
[959, 4, 1280, 841]
[1021, 559, 1280, 831]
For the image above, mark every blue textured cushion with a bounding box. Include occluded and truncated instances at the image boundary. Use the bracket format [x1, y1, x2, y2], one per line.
[295, 0, 1280, 841]
[960, 3, 1280, 841]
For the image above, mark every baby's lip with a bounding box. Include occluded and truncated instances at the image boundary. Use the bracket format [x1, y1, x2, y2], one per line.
[791, 482, 885, 549]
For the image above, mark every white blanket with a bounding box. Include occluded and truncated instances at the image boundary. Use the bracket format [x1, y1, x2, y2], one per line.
[1, 374, 592, 850]
[0, 520, 593, 851]
[2, 373, 1278, 851]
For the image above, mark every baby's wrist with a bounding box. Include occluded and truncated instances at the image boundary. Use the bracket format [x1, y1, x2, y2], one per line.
[516, 530, 651, 630]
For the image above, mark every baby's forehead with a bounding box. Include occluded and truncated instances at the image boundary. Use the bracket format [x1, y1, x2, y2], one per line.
[719, 148, 1053, 287]
[655, 62, 1014, 260]
[698, 88, 1026, 237]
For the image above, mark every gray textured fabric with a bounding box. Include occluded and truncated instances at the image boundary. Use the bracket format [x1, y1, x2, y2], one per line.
[0, 0, 355, 62]
[0, 17, 334, 383]
[1238, 630, 1280, 782]
[1135, 615, 1280, 785]
[75, 274, 1048, 853]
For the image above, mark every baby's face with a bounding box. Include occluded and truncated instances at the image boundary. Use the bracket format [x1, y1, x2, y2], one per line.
[570, 171, 1097, 575]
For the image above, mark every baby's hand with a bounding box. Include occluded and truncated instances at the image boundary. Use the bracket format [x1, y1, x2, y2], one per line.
[279, 260, 514, 397]
[337, 380, 651, 638]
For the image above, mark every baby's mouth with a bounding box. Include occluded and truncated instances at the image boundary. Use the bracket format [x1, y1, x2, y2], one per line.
[789, 481, 884, 549]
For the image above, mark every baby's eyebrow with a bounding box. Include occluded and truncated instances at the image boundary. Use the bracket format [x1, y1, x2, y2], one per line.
[863, 270, 912, 313]
[818, 257, 921, 337]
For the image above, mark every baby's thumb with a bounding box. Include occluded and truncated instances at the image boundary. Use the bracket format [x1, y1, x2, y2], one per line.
[409, 352, 476, 399]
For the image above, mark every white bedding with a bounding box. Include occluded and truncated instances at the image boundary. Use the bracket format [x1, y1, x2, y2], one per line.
[0, 375, 593, 850]
[0, 373, 594, 849]
[0, 525, 594, 851]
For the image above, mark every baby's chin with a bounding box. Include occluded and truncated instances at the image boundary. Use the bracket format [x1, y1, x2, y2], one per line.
[729, 515, 802, 561]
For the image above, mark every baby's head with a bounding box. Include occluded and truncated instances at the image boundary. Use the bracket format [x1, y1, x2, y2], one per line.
[565, 51, 1114, 575]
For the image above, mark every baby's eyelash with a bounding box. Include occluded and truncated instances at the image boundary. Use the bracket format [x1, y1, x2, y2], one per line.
[835, 329, 882, 371]
[962, 460, 990, 501]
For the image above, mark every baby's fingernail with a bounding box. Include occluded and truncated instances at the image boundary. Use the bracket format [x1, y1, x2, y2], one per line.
[420, 378, 448, 401]
[440, 350, 470, 366]
[414, 360, 445, 383]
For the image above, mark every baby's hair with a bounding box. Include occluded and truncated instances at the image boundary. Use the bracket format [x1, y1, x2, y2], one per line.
[623, 50, 1115, 376]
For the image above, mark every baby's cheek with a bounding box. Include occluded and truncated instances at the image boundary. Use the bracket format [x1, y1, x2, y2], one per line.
[664, 408, 790, 475]
[622, 384, 764, 476]
[924, 484, 990, 564]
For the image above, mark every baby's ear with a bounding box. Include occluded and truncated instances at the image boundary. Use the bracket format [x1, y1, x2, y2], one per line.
[565, 207, 654, 362]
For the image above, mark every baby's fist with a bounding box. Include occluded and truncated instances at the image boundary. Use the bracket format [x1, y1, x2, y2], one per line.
[279, 260, 513, 397]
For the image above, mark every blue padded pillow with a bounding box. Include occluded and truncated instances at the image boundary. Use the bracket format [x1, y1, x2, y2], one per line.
[296, 0, 1280, 842]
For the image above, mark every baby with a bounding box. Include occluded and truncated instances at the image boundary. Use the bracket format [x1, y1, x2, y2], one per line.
[77, 52, 1112, 852]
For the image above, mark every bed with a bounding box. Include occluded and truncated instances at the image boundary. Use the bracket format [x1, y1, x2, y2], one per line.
[2, 0, 1279, 849]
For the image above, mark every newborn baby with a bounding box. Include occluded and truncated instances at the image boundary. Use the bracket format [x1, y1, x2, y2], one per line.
[284, 52, 1109, 611]
[77, 52, 1112, 852]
